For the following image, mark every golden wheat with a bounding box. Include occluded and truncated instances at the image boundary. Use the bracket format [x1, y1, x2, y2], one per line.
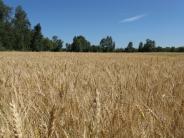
[47, 105, 57, 138]
[0, 52, 184, 138]
[9, 100, 22, 138]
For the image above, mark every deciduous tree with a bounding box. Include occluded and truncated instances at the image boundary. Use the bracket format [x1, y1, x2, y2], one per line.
[100, 36, 115, 52]
[12, 6, 31, 50]
[30, 23, 43, 51]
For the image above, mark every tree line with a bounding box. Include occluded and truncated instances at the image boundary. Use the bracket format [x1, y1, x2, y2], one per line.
[0, 0, 184, 52]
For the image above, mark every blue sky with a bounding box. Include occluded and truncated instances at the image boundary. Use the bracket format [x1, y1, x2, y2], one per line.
[4, 0, 184, 47]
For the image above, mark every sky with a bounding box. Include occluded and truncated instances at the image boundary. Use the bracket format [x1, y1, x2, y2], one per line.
[4, 0, 184, 47]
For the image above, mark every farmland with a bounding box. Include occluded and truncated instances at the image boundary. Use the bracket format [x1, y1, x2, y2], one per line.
[0, 52, 184, 138]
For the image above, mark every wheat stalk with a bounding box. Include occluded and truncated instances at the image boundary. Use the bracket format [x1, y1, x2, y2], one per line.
[47, 105, 57, 138]
[10, 100, 22, 138]
[94, 89, 101, 138]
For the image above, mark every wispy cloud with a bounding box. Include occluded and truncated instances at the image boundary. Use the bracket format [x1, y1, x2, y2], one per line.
[120, 14, 147, 23]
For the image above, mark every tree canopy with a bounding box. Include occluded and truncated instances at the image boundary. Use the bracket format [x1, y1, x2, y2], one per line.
[69, 36, 91, 52]
[125, 42, 135, 52]
[100, 36, 115, 52]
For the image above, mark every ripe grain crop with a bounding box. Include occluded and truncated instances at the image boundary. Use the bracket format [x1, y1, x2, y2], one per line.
[0, 52, 184, 138]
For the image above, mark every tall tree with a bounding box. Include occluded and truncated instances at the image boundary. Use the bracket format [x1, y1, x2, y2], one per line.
[100, 36, 115, 52]
[0, 37, 3, 50]
[52, 35, 63, 51]
[12, 6, 31, 50]
[42, 37, 53, 51]
[66, 43, 72, 52]
[1, 22, 15, 50]
[0, 0, 12, 50]
[142, 39, 156, 52]
[125, 42, 135, 52]
[0, 0, 11, 22]
[138, 42, 143, 52]
[71, 36, 90, 52]
[30, 23, 43, 51]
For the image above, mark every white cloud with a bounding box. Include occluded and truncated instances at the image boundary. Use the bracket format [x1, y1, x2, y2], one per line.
[120, 14, 147, 23]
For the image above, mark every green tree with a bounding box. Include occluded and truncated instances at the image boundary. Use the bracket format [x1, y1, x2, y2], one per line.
[1, 22, 15, 50]
[142, 39, 156, 52]
[138, 42, 143, 52]
[66, 43, 72, 52]
[115, 48, 124, 52]
[90, 45, 100, 52]
[170, 47, 175, 52]
[0, 38, 4, 50]
[71, 36, 90, 52]
[100, 36, 115, 52]
[52, 36, 63, 51]
[42, 37, 53, 51]
[156, 46, 163, 52]
[12, 6, 31, 50]
[177, 47, 184, 52]
[30, 23, 43, 51]
[125, 42, 135, 52]
[0, 0, 11, 22]
[0, 0, 12, 50]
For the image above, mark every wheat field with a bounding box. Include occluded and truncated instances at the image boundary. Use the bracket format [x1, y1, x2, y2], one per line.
[0, 52, 184, 138]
